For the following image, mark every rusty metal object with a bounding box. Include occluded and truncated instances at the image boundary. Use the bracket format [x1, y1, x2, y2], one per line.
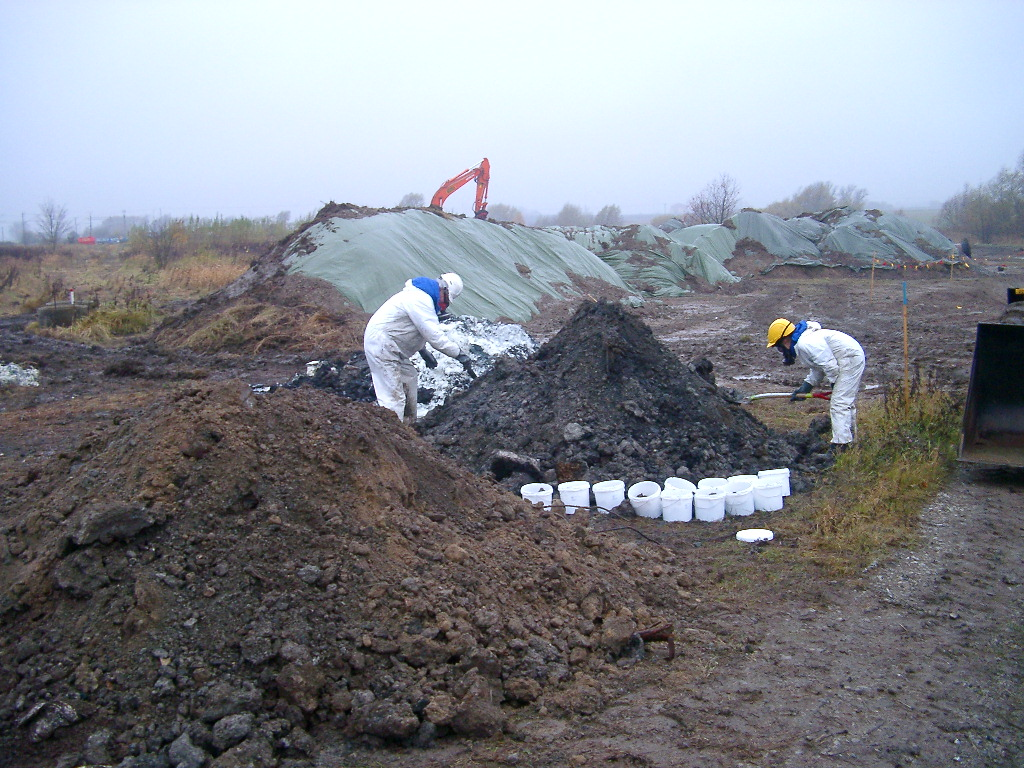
[635, 623, 675, 660]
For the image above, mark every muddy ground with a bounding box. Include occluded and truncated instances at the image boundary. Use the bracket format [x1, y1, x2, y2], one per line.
[1, 246, 1023, 768]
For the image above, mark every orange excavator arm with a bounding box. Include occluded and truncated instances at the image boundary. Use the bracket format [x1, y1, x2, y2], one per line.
[430, 158, 490, 217]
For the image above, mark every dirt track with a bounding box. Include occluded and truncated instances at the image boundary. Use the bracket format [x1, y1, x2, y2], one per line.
[1, 247, 1023, 767]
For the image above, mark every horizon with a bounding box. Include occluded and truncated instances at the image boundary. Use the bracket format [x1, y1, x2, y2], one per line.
[2, 1, 1021, 235]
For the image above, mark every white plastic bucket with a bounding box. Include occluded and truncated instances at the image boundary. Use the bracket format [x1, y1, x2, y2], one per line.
[693, 487, 726, 522]
[628, 481, 662, 519]
[725, 480, 755, 517]
[758, 468, 791, 496]
[557, 481, 591, 515]
[664, 477, 697, 494]
[697, 477, 728, 492]
[520, 482, 553, 509]
[752, 477, 785, 512]
[728, 474, 758, 487]
[592, 480, 625, 513]
[661, 486, 693, 522]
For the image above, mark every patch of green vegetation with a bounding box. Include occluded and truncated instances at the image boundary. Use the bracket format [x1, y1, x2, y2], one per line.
[31, 302, 160, 344]
[792, 378, 961, 575]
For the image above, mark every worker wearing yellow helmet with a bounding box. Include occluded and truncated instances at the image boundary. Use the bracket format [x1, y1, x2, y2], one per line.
[767, 317, 866, 450]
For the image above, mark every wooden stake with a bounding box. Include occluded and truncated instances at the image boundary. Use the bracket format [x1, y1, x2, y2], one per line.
[902, 281, 910, 410]
[869, 254, 876, 301]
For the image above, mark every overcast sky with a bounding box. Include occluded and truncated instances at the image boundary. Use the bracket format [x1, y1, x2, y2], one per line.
[2, 0, 1023, 232]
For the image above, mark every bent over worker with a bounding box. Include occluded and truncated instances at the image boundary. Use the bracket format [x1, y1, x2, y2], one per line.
[766, 318, 866, 449]
[364, 272, 473, 425]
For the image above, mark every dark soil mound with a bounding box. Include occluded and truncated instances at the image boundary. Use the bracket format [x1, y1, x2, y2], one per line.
[1, 381, 693, 767]
[420, 300, 825, 493]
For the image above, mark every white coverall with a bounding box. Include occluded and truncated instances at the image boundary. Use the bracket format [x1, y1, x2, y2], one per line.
[363, 281, 462, 423]
[794, 321, 866, 445]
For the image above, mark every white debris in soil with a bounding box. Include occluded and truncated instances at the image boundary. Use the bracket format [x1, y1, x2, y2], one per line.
[414, 315, 537, 418]
[0, 362, 40, 387]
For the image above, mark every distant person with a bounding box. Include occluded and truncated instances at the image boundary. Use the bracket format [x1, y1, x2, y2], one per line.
[766, 318, 866, 452]
[960, 238, 972, 259]
[363, 273, 474, 424]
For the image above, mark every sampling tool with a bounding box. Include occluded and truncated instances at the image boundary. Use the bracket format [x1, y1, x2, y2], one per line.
[747, 391, 832, 402]
[746, 384, 882, 403]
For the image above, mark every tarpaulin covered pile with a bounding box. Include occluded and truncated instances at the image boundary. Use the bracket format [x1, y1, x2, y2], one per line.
[282, 206, 956, 320]
[283, 210, 630, 322]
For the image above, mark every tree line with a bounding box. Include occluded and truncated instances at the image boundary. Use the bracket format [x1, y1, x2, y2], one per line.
[937, 152, 1024, 242]
[5, 205, 295, 266]
[16, 149, 1024, 255]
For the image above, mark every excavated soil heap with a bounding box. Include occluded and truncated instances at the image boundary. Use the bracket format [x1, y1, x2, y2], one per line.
[1, 381, 694, 767]
[420, 299, 824, 493]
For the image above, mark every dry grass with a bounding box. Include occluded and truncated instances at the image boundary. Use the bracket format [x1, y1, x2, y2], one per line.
[781, 379, 960, 575]
[171, 302, 351, 354]
[0, 246, 250, 321]
[29, 303, 159, 344]
[158, 253, 249, 296]
[700, 378, 963, 600]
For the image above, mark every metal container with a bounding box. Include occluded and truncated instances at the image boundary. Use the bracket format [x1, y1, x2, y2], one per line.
[959, 320, 1024, 467]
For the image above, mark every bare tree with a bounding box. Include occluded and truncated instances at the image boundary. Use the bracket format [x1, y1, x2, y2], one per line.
[487, 203, 524, 223]
[764, 181, 869, 218]
[686, 174, 741, 224]
[553, 203, 592, 227]
[835, 184, 868, 209]
[147, 218, 187, 268]
[594, 204, 622, 226]
[398, 193, 425, 208]
[938, 150, 1024, 241]
[37, 199, 71, 250]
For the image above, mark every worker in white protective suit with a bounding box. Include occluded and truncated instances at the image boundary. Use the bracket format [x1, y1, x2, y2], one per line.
[766, 318, 866, 451]
[363, 273, 475, 424]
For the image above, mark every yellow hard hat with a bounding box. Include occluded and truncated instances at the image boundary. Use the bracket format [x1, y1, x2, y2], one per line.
[766, 318, 795, 347]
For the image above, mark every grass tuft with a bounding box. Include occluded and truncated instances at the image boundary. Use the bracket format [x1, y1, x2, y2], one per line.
[38, 302, 159, 344]
[794, 376, 961, 574]
[158, 252, 248, 294]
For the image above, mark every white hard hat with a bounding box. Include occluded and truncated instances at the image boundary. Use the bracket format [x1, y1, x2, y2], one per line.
[440, 272, 463, 299]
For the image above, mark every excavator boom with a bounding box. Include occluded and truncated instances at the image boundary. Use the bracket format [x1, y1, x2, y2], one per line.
[430, 158, 490, 217]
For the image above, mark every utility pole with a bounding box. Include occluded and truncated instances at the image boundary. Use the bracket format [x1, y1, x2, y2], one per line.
[22, 212, 26, 245]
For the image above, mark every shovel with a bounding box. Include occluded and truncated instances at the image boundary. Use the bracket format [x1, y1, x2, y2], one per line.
[745, 384, 881, 403]
[748, 391, 832, 402]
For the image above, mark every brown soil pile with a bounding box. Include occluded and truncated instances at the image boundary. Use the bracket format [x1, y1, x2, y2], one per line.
[420, 299, 828, 494]
[0, 380, 693, 767]
[152, 203, 383, 358]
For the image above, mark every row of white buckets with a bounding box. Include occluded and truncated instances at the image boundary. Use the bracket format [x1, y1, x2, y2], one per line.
[521, 469, 790, 522]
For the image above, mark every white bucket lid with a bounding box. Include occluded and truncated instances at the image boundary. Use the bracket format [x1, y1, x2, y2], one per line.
[558, 480, 590, 492]
[758, 468, 790, 477]
[592, 479, 624, 492]
[697, 477, 728, 489]
[664, 476, 697, 493]
[736, 528, 774, 543]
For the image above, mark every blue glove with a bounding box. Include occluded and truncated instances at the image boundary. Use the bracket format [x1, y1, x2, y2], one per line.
[790, 381, 813, 401]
